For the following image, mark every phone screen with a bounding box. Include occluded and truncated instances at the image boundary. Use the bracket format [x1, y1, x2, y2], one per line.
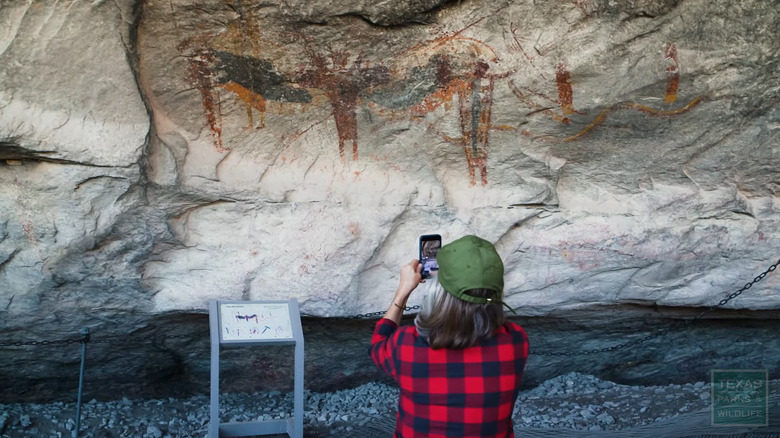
[419, 234, 442, 279]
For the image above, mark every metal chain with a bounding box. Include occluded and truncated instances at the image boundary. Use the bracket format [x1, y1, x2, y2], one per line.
[0, 338, 83, 347]
[337, 305, 421, 320]
[531, 258, 780, 356]
[88, 333, 193, 345]
[1, 259, 776, 351]
[690, 258, 779, 321]
[0, 333, 194, 347]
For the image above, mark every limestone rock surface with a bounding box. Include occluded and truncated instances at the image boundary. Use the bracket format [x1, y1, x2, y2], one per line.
[134, 0, 780, 316]
[0, 0, 778, 402]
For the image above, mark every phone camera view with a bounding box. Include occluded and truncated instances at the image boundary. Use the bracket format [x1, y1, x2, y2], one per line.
[420, 236, 442, 279]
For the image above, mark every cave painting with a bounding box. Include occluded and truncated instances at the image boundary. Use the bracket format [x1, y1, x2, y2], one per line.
[555, 62, 578, 117]
[366, 33, 511, 186]
[506, 38, 701, 143]
[179, 11, 701, 185]
[296, 49, 389, 161]
[664, 44, 680, 104]
[180, 36, 314, 152]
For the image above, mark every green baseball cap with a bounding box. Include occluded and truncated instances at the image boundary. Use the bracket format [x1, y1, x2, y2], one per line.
[436, 235, 504, 304]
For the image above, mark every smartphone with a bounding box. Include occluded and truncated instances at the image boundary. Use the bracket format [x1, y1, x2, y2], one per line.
[419, 234, 442, 279]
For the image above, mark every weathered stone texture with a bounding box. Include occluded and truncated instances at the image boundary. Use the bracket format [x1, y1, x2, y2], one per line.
[0, 0, 148, 166]
[135, 0, 779, 316]
[0, 0, 778, 402]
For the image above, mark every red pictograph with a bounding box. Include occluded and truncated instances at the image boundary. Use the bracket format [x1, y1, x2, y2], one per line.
[176, 6, 702, 185]
[665, 43, 680, 104]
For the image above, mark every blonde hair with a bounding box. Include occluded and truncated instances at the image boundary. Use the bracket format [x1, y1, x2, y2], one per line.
[414, 281, 505, 349]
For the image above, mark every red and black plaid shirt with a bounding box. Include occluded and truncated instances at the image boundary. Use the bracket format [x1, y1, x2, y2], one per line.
[370, 318, 529, 437]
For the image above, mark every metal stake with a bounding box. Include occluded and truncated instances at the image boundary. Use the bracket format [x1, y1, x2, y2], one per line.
[74, 328, 89, 438]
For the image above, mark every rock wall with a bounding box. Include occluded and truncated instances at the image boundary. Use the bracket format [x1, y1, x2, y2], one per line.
[0, 0, 778, 401]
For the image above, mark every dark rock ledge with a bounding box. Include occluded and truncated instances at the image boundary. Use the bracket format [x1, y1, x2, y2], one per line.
[1, 304, 778, 405]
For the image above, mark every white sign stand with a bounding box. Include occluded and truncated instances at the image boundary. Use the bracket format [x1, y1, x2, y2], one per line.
[209, 299, 304, 438]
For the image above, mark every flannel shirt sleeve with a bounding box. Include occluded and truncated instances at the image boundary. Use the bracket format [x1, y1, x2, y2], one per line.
[369, 318, 401, 379]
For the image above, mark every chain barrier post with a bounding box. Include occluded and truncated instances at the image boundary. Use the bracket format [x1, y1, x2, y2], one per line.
[74, 327, 90, 438]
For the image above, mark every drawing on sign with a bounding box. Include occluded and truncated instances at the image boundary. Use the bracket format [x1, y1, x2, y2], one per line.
[235, 313, 259, 323]
[220, 303, 293, 341]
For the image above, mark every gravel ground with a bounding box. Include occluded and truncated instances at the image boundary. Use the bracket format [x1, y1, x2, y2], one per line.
[0, 372, 776, 438]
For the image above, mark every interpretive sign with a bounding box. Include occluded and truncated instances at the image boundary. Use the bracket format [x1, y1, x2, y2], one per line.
[209, 299, 304, 438]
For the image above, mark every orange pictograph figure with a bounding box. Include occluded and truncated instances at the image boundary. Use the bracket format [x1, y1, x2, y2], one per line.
[664, 43, 680, 104]
[556, 62, 576, 116]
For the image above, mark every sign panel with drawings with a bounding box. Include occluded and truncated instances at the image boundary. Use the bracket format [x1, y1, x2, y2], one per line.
[220, 302, 294, 342]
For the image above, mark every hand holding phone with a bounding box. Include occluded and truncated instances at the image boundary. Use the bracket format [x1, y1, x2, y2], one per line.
[419, 234, 442, 279]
